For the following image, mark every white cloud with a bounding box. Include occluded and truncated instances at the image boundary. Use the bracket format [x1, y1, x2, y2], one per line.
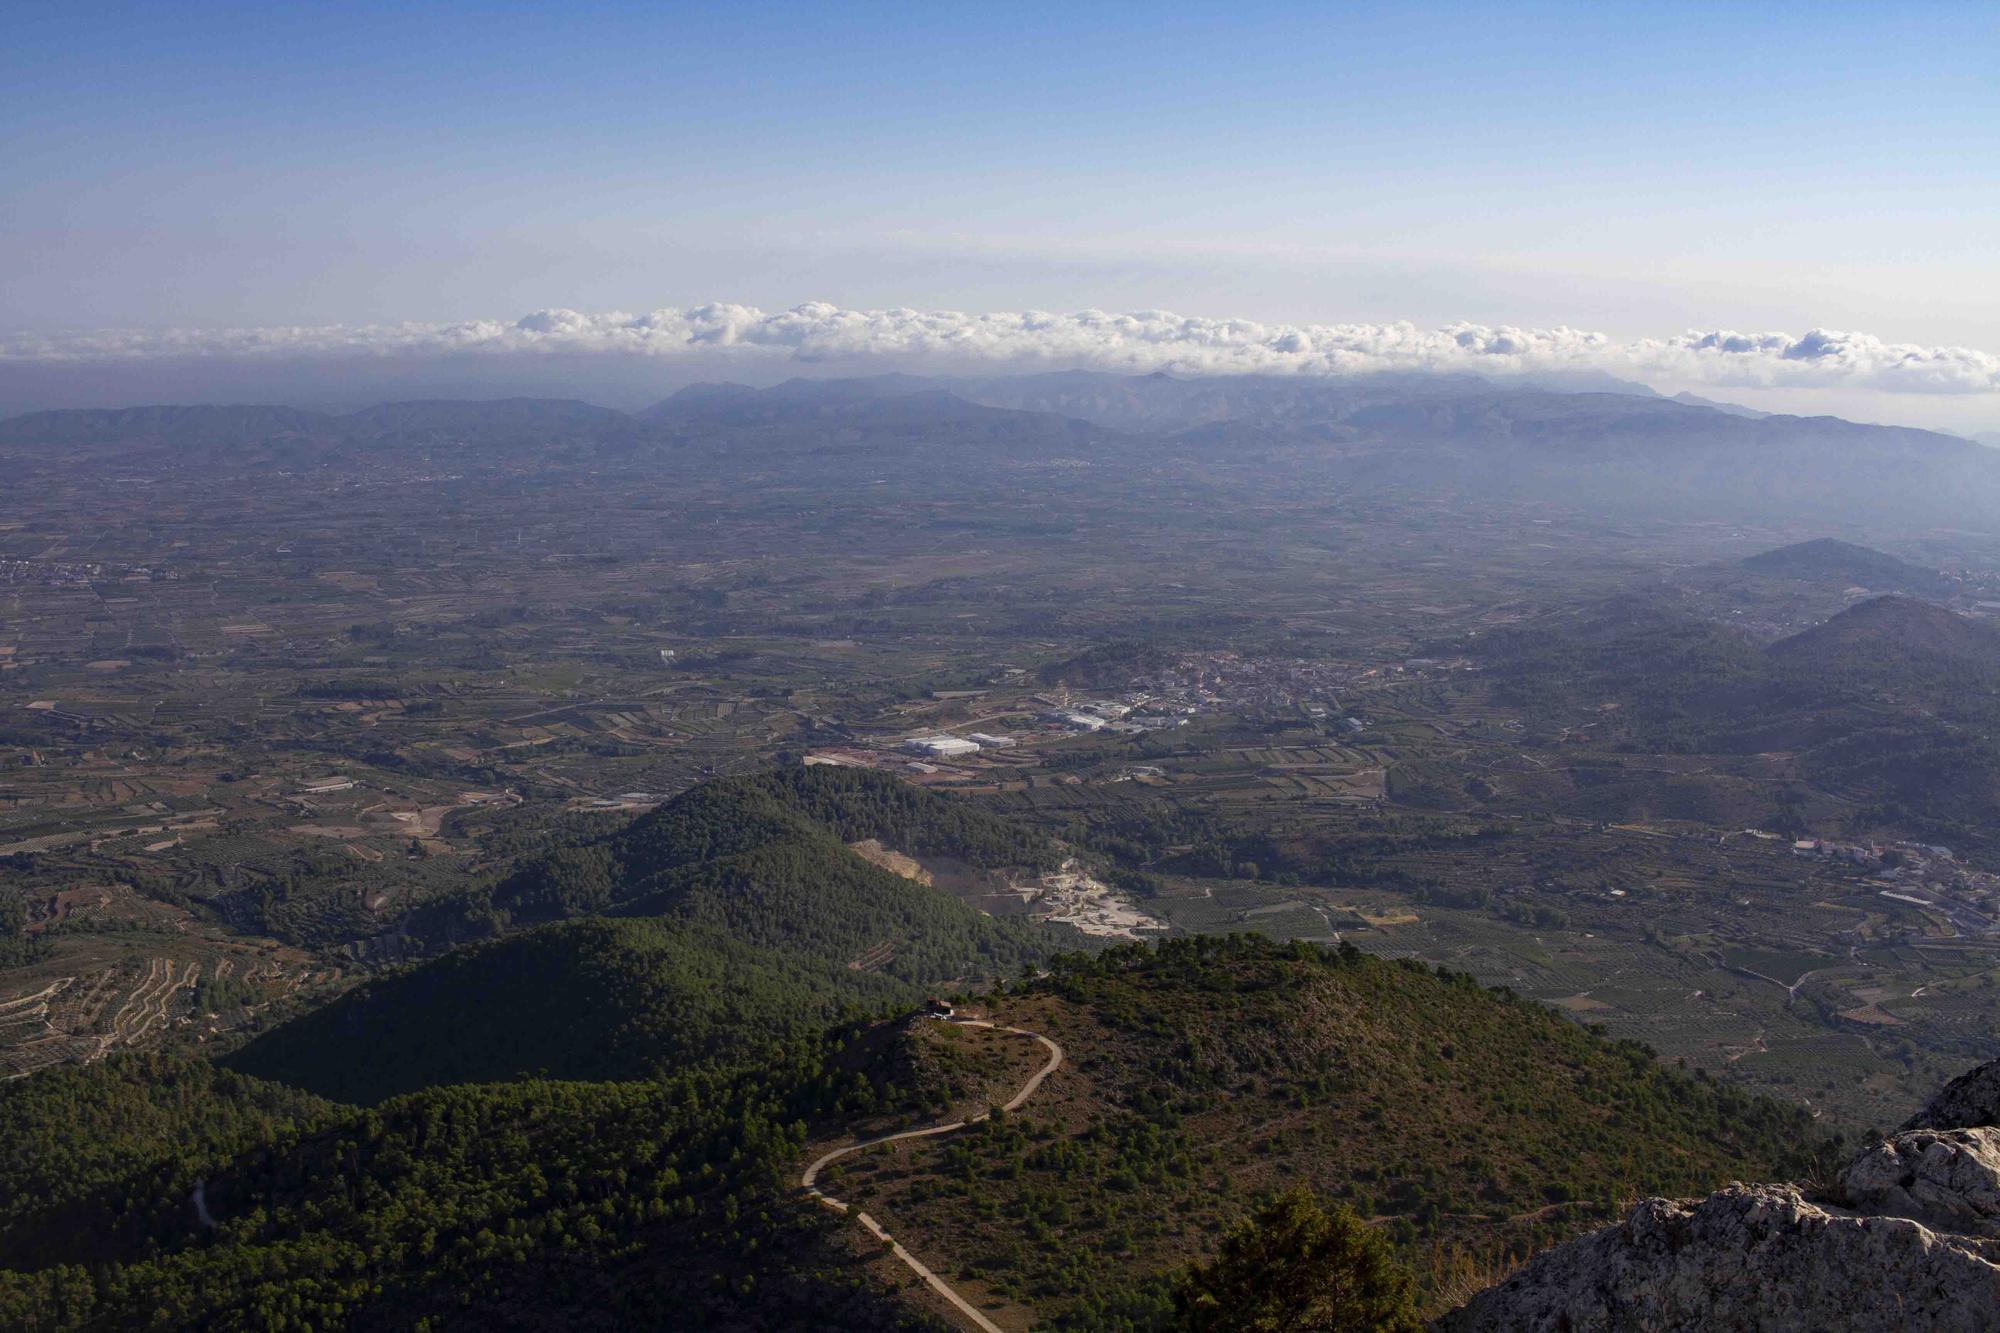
[4, 303, 1998, 397]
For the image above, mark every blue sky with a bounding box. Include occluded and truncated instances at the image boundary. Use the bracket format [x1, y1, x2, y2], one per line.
[4, 2, 1997, 425]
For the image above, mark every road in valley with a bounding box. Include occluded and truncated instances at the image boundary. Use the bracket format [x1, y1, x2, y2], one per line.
[802, 1020, 1065, 1333]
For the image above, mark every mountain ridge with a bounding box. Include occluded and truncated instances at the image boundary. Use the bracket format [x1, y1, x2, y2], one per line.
[6, 375, 1999, 528]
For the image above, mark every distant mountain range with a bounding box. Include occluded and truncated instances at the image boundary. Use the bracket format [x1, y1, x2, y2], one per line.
[1668, 390, 1769, 418]
[4, 372, 1997, 529]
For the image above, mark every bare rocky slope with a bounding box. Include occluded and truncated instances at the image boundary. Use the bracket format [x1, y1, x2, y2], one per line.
[1443, 1059, 2000, 1331]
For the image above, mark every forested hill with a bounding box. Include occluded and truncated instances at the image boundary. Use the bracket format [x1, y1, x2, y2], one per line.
[222, 917, 912, 1103]
[0, 767, 1830, 1329]
[0, 767, 1083, 1328]
[0, 935, 1827, 1332]
[1469, 591, 2000, 711]
[0, 1054, 337, 1270]
[491, 764, 1061, 925]
[1738, 538, 1948, 595]
[1767, 593, 2000, 684]
[228, 769, 1076, 1103]
[1454, 591, 2000, 837]
[729, 767, 1063, 868]
[0, 1051, 939, 1332]
[827, 935, 1826, 1327]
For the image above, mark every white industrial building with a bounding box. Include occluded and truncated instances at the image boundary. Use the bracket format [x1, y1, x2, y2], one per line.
[901, 734, 981, 758]
[967, 732, 1016, 747]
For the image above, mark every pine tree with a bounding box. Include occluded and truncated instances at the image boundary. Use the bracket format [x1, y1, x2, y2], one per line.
[1171, 1188, 1420, 1332]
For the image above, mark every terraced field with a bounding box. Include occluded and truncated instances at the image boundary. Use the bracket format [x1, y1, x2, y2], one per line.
[0, 886, 334, 1080]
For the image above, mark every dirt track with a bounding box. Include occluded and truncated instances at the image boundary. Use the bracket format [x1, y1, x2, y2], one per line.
[802, 1019, 1064, 1332]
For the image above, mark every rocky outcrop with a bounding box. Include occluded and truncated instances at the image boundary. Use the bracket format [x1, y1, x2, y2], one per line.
[1902, 1058, 2000, 1134]
[1837, 1127, 2000, 1236]
[1443, 1060, 2000, 1331]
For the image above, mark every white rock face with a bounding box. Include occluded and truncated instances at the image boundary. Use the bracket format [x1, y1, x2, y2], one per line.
[1443, 1185, 2000, 1332]
[1444, 1058, 2000, 1332]
[1838, 1127, 2000, 1236]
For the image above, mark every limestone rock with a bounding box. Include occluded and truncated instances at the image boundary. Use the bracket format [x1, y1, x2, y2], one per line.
[1441, 1182, 2000, 1332]
[1445, 1061, 2000, 1329]
[1837, 1127, 2000, 1236]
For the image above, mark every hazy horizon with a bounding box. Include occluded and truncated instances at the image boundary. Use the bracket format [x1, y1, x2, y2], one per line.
[6, 3, 1999, 435]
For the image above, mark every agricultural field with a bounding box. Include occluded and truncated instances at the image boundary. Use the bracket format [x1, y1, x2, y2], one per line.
[4, 395, 1999, 1136]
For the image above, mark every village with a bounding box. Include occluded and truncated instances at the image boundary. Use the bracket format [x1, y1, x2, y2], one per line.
[1793, 836, 2000, 939]
[801, 649, 1392, 782]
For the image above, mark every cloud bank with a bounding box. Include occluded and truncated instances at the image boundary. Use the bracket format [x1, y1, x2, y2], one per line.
[5, 303, 1999, 397]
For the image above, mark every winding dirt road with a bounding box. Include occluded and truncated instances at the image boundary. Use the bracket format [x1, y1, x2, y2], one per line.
[802, 1019, 1065, 1333]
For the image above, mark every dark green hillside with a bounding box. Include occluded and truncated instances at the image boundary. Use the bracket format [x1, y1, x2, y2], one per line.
[633, 841, 1041, 976]
[827, 936, 1822, 1328]
[1460, 592, 2000, 839]
[496, 766, 1060, 924]
[1761, 599, 2000, 833]
[1474, 593, 2000, 728]
[735, 766, 1062, 869]
[0, 1068, 939, 1333]
[0, 931, 1828, 1332]
[1767, 594, 2000, 686]
[0, 1053, 337, 1269]
[224, 917, 911, 1104]
[489, 767, 1069, 985]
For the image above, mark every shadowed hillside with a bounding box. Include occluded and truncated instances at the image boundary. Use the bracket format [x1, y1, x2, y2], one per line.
[223, 917, 913, 1103]
[0, 1055, 941, 1332]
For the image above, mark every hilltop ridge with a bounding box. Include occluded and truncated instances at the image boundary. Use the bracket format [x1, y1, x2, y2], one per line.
[1739, 537, 1946, 595]
[801, 934, 1819, 1327]
[1769, 593, 2000, 678]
